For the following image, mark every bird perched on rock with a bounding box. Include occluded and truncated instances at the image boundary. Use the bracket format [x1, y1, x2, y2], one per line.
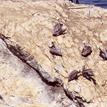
[53, 23, 66, 36]
[81, 44, 92, 57]
[99, 48, 107, 60]
[49, 42, 62, 57]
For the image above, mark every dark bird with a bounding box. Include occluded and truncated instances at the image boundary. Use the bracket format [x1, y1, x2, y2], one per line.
[99, 48, 107, 60]
[81, 44, 92, 57]
[53, 23, 65, 36]
[82, 67, 97, 85]
[68, 70, 80, 82]
[49, 42, 62, 57]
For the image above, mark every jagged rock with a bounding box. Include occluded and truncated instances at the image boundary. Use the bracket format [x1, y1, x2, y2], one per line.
[0, 0, 107, 107]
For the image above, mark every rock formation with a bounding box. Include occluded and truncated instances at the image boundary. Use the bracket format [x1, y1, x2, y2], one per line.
[0, 0, 107, 107]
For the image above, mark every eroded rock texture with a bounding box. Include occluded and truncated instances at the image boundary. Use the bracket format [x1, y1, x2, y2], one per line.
[0, 0, 107, 107]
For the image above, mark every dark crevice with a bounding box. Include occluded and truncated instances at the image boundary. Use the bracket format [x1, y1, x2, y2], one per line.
[63, 85, 91, 107]
[0, 33, 63, 87]
[0, 34, 90, 106]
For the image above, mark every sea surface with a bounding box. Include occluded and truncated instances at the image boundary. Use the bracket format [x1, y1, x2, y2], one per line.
[78, 0, 107, 8]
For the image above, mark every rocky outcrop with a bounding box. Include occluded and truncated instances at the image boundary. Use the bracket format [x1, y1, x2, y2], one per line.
[0, 0, 107, 107]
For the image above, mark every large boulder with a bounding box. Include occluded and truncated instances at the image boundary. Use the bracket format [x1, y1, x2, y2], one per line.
[0, 0, 107, 107]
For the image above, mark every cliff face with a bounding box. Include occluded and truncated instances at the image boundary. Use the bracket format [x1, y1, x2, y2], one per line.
[0, 0, 107, 107]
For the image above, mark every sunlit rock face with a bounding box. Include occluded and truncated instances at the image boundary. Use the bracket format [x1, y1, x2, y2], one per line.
[0, 0, 107, 107]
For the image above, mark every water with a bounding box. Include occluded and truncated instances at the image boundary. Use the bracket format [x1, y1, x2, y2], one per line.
[77, 0, 107, 8]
